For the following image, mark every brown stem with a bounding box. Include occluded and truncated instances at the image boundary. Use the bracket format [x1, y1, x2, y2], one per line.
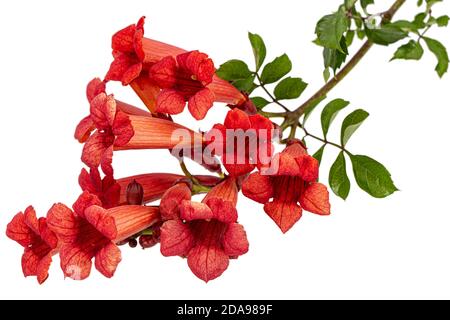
[291, 0, 406, 118]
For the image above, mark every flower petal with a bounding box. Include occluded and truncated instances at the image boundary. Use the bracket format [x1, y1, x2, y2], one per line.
[86, 78, 106, 102]
[74, 116, 95, 143]
[188, 88, 215, 120]
[36, 253, 53, 284]
[39, 217, 58, 249]
[242, 172, 274, 204]
[148, 56, 177, 88]
[155, 89, 186, 115]
[100, 145, 114, 176]
[300, 182, 331, 216]
[24, 206, 39, 235]
[160, 220, 194, 257]
[59, 244, 93, 280]
[90, 93, 116, 129]
[81, 132, 114, 169]
[224, 109, 251, 130]
[264, 200, 302, 234]
[296, 154, 319, 182]
[105, 52, 142, 85]
[84, 206, 118, 240]
[160, 183, 192, 221]
[112, 110, 134, 147]
[180, 201, 214, 221]
[6, 212, 33, 247]
[177, 51, 215, 85]
[72, 191, 102, 218]
[46, 203, 78, 242]
[95, 242, 122, 278]
[222, 223, 249, 257]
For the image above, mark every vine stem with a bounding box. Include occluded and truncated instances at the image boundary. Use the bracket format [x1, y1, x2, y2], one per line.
[290, 0, 406, 118]
[255, 73, 290, 112]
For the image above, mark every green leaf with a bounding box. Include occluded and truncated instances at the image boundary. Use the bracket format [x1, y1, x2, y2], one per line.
[260, 54, 292, 84]
[313, 145, 326, 165]
[391, 40, 424, 61]
[357, 29, 366, 40]
[323, 37, 348, 74]
[232, 76, 256, 93]
[321, 98, 350, 137]
[437, 15, 449, 27]
[251, 97, 270, 110]
[329, 152, 351, 200]
[391, 20, 420, 33]
[426, 0, 442, 11]
[248, 32, 267, 72]
[303, 95, 327, 125]
[340, 109, 369, 146]
[346, 30, 356, 47]
[345, 0, 358, 9]
[413, 13, 427, 29]
[323, 68, 331, 82]
[350, 155, 398, 198]
[274, 77, 308, 100]
[216, 60, 252, 81]
[366, 24, 408, 46]
[417, 0, 424, 6]
[315, 10, 349, 52]
[424, 37, 449, 77]
[361, 0, 374, 9]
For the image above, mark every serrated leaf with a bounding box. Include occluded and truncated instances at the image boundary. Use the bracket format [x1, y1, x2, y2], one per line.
[260, 54, 292, 84]
[321, 98, 350, 137]
[248, 32, 267, 72]
[313, 145, 326, 165]
[350, 155, 398, 198]
[251, 97, 270, 110]
[274, 77, 308, 100]
[303, 95, 327, 125]
[329, 152, 351, 200]
[315, 10, 349, 52]
[366, 24, 408, 46]
[391, 40, 424, 61]
[340, 109, 369, 146]
[424, 37, 449, 77]
[216, 60, 252, 81]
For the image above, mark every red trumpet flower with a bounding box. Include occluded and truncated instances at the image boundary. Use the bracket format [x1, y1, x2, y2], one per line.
[46, 192, 160, 280]
[242, 141, 330, 233]
[79, 167, 121, 209]
[105, 17, 246, 114]
[207, 108, 274, 177]
[6, 207, 58, 284]
[159, 178, 249, 282]
[76, 81, 203, 175]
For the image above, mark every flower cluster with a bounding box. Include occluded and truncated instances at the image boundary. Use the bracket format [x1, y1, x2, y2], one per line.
[6, 17, 330, 284]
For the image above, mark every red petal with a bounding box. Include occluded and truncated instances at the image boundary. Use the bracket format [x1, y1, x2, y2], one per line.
[112, 23, 137, 53]
[23, 206, 39, 235]
[22, 247, 40, 277]
[122, 63, 143, 86]
[180, 201, 214, 221]
[6, 212, 34, 247]
[160, 220, 194, 257]
[300, 182, 331, 215]
[155, 89, 186, 115]
[79, 168, 99, 194]
[86, 78, 106, 103]
[94, 242, 122, 278]
[36, 253, 52, 284]
[72, 191, 102, 218]
[264, 200, 302, 233]
[224, 109, 251, 130]
[84, 206, 118, 240]
[39, 218, 58, 249]
[177, 51, 215, 85]
[223, 160, 255, 177]
[105, 52, 142, 85]
[74, 116, 95, 143]
[90, 93, 116, 129]
[296, 154, 319, 182]
[81, 132, 114, 169]
[188, 88, 215, 120]
[187, 221, 230, 282]
[46, 203, 78, 242]
[267, 152, 301, 176]
[242, 172, 274, 204]
[222, 223, 249, 257]
[249, 114, 273, 141]
[160, 183, 192, 221]
[148, 56, 177, 88]
[203, 198, 238, 223]
[59, 244, 93, 280]
[100, 145, 114, 176]
[112, 110, 134, 147]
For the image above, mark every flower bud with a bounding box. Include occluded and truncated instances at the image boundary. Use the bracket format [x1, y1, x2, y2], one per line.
[126, 180, 144, 205]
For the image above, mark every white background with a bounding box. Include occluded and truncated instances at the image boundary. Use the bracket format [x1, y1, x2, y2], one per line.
[1, 0, 449, 300]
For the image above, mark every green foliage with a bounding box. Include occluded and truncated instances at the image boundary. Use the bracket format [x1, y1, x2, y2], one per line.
[251, 97, 270, 110]
[274, 77, 308, 100]
[424, 37, 449, 77]
[216, 60, 252, 81]
[391, 40, 424, 61]
[313, 145, 326, 165]
[340, 109, 369, 146]
[365, 24, 408, 46]
[321, 98, 349, 138]
[260, 54, 292, 84]
[248, 32, 267, 72]
[315, 9, 349, 52]
[329, 152, 351, 200]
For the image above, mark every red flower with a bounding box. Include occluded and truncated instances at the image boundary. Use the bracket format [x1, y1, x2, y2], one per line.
[242, 141, 331, 233]
[79, 167, 121, 209]
[105, 17, 247, 113]
[6, 206, 58, 284]
[76, 81, 203, 175]
[46, 192, 160, 280]
[148, 51, 216, 120]
[207, 108, 274, 177]
[159, 178, 249, 282]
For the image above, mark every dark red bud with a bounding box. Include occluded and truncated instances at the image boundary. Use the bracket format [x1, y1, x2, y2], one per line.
[128, 238, 138, 248]
[139, 234, 160, 249]
[126, 180, 144, 205]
